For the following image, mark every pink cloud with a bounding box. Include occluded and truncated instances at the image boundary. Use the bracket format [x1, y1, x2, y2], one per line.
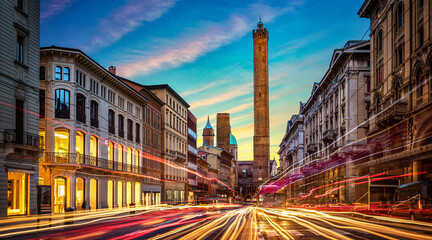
[41, 0, 75, 20]
[87, 0, 177, 51]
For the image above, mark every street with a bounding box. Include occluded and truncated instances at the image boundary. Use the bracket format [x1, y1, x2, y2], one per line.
[2, 205, 432, 240]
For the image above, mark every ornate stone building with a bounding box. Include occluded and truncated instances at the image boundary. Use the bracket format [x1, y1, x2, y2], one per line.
[253, 19, 270, 185]
[145, 85, 189, 204]
[0, 0, 42, 217]
[358, 0, 432, 203]
[39, 46, 161, 213]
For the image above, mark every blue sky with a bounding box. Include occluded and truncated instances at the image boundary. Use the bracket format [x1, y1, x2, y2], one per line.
[41, 0, 370, 162]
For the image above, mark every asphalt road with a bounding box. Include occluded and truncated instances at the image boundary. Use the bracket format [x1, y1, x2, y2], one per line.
[2, 205, 432, 240]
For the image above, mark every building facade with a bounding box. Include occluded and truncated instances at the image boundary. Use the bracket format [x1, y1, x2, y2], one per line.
[119, 76, 164, 206]
[0, 0, 42, 217]
[253, 19, 270, 185]
[301, 41, 370, 204]
[358, 0, 432, 203]
[39, 46, 161, 214]
[146, 85, 189, 204]
[187, 110, 198, 203]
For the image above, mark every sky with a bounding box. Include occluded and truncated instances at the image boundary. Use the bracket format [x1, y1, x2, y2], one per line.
[40, 0, 370, 163]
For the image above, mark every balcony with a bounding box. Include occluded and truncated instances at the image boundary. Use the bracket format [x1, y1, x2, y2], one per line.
[376, 100, 408, 127]
[2, 129, 44, 149]
[322, 129, 336, 143]
[306, 144, 318, 153]
[90, 118, 99, 128]
[41, 152, 144, 174]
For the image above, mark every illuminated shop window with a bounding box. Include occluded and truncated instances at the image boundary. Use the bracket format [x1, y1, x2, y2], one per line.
[107, 180, 114, 208]
[76, 178, 85, 210]
[135, 182, 140, 205]
[76, 131, 85, 156]
[7, 172, 27, 215]
[54, 128, 69, 163]
[90, 135, 98, 157]
[118, 145, 124, 170]
[126, 182, 132, 206]
[117, 181, 123, 208]
[54, 177, 66, 213]
[90, 179, 98, 210]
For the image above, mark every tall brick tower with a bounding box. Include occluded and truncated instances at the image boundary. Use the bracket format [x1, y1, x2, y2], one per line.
[216, 113, 231, 151]
[253, 19, 269, 185]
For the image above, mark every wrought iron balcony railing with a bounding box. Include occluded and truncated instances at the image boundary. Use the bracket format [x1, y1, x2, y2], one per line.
[3, 129, 43, 149]
[41, 152, 144, 175]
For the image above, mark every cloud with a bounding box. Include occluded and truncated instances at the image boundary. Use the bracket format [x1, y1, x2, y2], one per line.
[180, 79, 228, 97]
[41, 0, 76, 20]
[189, 82, 252, 109]
[86, 0, 178, 51]
[117, 2, 292, 77]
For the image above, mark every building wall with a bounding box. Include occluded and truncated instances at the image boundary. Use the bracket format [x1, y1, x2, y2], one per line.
[187, 110, 198, 199]
[0, 0, 41, 217]
[38, 47, 161, 212]
[357, 0, 432, 202]
[148, 87, 188, 204]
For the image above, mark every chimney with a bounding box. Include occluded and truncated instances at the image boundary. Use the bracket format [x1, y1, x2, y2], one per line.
[108, 66, 116, 75]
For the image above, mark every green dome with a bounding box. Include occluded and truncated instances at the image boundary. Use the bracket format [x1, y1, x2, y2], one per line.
[258, 20, 263, 26]
[230, 134, 237, 145]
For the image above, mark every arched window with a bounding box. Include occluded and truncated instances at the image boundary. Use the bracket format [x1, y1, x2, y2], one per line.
[90, 135, 98, 160]
[55, 89, 70, 119]
[108, 110, 115, 134]
[63, 67, 70, 81]
[126, 182, 132, 206]
[108, 141, 115, 168]
[127, 147, 133, 172]
[135, 182, 141, 205]
[118, 145, 124, 170]
[396, 3, 404, 30]
[76, 94, 86, 123]
[118, 115, 124, 138]
[54, 177, 67, 213]
[377, 30, 383, 53]
[90, 101, 99, 128]
[416, 68, 423, 99]
[54, 128, 69, 163]
[76, 177, 85, 210]
[89, 179, 98, 210]
[76, 131, 85, 162]
[55, 66, 62, 80]
[127, 119, 133, 141]
[107, 180, 114, 209]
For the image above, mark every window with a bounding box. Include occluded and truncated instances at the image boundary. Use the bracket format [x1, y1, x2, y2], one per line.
[55, 89, 70, 119]
[377, 30, 383, 54]
[127, 119, 133, 141]
[135, 123, 140, 143]
[416, 68, 423, 99]
[90, 135, 98, 158]
[16, 35, 24, 63]
[395, 41, 404, 66]
[377, 62, 384, 85]
[118, 115, 124, 138]
[17, 0, 24, 10]
[39, 89, 45, 118]
[108, 110, 115, 134]
[108, 142, 115, 165]
[40, 66, 45, 80]
[127, 102, 133, 114]
[90, 101, 99, 128]
[418, 21, 424, 47]
[63, 67, 70, 81]
[396, 3, 404, 30]
[76, 94, 86, 123]
[147, 108, 151, 124]
[55, 66, 62, 80]
[108, 90, 115, 104]
[76, 131, 85, 155]
[54, 128, 69, 154]
[118, 96, 124, 109]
